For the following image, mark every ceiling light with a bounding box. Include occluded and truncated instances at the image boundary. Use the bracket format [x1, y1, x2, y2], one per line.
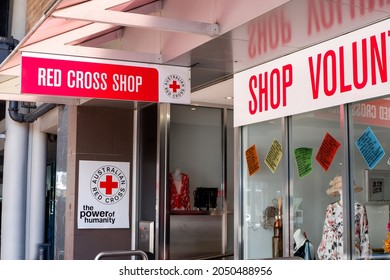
[225, 96, 233, 100]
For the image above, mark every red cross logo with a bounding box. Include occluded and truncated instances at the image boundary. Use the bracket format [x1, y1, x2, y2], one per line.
[100, 175, 118, 195]
[169, 80, 181, 93]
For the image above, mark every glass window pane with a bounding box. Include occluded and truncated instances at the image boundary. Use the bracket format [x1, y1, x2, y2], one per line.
[169, 105, 223, 211]
[351, 97, 390, 260]
[291, 106, 344, 260]
[241, 120, 283, 259]
[169, 105, 229, 260]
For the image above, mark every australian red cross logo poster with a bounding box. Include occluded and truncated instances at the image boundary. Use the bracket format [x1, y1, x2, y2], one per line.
[78, 160, 130, 229]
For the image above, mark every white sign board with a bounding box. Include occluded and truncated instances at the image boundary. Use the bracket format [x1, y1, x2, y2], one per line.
[234, 18, 390, 127]
[78, 160, 130, 229]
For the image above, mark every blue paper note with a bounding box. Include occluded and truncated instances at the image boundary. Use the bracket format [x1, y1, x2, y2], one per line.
[355, 127, 385, 170]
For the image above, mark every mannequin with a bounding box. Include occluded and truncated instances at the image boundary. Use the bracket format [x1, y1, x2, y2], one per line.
[168, 168, 190, 210]
[293, 229, 315, 260]
[317, 175, 371, 259]
[172, 168, 182, 193]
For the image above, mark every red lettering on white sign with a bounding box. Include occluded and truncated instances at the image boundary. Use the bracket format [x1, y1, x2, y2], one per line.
[235, 7, 390, 127]
[308, 31, 388, 100]
[248, 64, 292, 114]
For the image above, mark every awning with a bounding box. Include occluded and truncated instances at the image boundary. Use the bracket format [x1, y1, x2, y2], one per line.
[0, 0, 289, 105]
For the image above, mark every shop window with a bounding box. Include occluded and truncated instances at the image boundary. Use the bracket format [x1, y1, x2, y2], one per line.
[241, 120, 284, 259]
[169, 105, 223, 212]
[351, 97, 390, 260]
[291, 107, 345, 260]
[168, 105, 233, 259]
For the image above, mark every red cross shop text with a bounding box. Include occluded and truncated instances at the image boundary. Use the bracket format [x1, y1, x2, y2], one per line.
[22, 55, 158, 102]
[21, 53, 191, 104]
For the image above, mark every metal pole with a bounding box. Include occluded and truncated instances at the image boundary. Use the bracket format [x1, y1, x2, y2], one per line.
[94, 250, 148, 260]
[1, 104, 29, 259]
[234, 126, 243, 260]
[131, 109, 139, 256]
[26, 120, 47, 259]
[157, 103, 169, 260]
[340, 104, 354, 259]
[10, 0, 26, 41]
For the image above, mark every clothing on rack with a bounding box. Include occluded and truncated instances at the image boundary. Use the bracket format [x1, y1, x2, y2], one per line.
[168, 170, 191, 210]
[317, 201, 371, 260]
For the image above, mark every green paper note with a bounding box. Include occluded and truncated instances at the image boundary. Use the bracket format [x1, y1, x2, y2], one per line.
[294, 147, 313, 179]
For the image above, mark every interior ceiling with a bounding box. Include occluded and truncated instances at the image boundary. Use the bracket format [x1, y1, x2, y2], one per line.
[1, 0, 390, 108]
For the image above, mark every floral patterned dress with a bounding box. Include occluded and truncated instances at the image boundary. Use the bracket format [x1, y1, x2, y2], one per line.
[168, 172, 191, 210]
[317, 201, 371, 260]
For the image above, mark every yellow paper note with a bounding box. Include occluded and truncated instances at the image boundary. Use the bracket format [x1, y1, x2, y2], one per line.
[264, 139, 283, 174]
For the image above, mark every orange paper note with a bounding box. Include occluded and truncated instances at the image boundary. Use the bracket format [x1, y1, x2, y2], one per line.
[245, 144, 260, 176]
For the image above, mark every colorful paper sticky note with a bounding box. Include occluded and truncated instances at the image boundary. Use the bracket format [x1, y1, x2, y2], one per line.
[245, 144, 260, 176]
[294, 147, 313, 178]
[315, 132, 340, 171]
[264, 139, 283, 174]
[355, 127, 385, 170]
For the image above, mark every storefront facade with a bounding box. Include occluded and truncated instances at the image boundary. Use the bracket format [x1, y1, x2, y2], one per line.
[235, 16, 390, 260]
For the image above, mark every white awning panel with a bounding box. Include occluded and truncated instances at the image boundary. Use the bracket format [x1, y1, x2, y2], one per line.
[0, 0, 290, 103]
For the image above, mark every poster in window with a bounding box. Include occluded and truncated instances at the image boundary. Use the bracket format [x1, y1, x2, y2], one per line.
[368, 178, 384, 201]
[77, 160, 130, 229]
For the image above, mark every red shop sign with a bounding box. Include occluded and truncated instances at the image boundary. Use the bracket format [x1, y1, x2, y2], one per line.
[21, 52, 190, 104]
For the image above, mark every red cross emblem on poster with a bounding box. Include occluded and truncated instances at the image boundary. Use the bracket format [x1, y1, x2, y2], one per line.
[100, 175, 118, 195]
[89, 165, 128, 205]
